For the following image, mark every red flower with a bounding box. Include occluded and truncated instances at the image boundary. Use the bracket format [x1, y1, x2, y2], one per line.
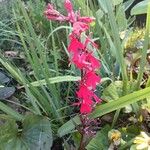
[73, 22, 89, 36]
[72, 52, 87, 69]
[83, 71, 101, 89]
[64, 0, 76, 23]
[77, 85, 93, 113]
[77, 84, 101, 113]
[64, 0, 73, 12]
[44, 3, 66, 21]
[68, 36, 84, 53]
[85, 53, 100, 71]
[80, 103, 92, 114]
[78, 16, 95, 24]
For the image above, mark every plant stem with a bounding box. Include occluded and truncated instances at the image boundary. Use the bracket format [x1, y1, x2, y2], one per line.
[78, 134, 86, 150]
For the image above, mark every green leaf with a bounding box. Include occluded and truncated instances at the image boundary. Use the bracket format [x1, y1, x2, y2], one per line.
[98, 0, 123, 14]
[91, 86, 150, 118]
[0, 87, 15, 99]
[22, 115, 53, 150]
[57, 115, 81, 137]
[0, 71, 10, 84]
[116, 4, 127, 31]
[86, 125, 111, 150]
[98, 0, 107, 13]
[131, 0, 149, 15]
[0, 101, 24, 121]
[0, 116, 27, 150]
[0, 115, 53, 150]
[30, 76, 81, 87]
[2, 137, 29, 150]
[113, 0, 123, 6]
[0, 116, 18, 145]
[102, 81, 123, 101]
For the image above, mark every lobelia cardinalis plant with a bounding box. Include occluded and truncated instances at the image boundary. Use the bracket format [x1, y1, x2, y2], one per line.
[44, 0, 101, 148]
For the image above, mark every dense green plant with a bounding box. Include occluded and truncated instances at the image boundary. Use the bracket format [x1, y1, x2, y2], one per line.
[0, 0, 150, 149]
[0, 0, 79, 148]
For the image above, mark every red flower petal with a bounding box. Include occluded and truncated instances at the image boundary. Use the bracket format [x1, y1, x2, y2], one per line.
[80, 103, 92, 114]
[64, 0, 73, 12]
[68, 36, 84, 52]
[86, 53, 100, 71]
[84, 71, 101, 89]
[44, 3, 66, 21]
[78, 16, 95, 24]
[73, 22, 89, 36]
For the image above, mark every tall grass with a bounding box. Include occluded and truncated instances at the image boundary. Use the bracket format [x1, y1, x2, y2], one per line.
[0, 0, 79, 126]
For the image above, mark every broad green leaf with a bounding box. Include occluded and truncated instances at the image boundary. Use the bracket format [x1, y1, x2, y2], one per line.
[22, 115, 53, 150]
[0, 115, 53, 150]
[102, 81, 123, 101]
[91, 86, 150, 118]
[30, 76, 81, 87]
[0, 71, 10, 84]
[2, 138, 29, 150]
[86, 125, 111, 150]
[131, 0, 149, 15]
[0, 116, 27, 150]
[0, 87, 15, 99]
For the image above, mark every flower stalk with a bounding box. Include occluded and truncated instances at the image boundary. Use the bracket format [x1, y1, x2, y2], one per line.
[44, 0, 101, 115]
[44, 1, 101, 148]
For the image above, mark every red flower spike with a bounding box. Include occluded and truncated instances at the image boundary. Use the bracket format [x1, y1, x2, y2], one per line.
[77, 84, 101, 114]
[44, 0, 102, 116]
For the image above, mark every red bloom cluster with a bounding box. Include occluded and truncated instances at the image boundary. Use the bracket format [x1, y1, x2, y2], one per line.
[44, 0, 101, 114]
